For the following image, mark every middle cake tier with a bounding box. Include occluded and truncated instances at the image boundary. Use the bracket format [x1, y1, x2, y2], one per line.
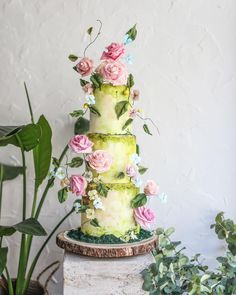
[87, 133, 136, 184]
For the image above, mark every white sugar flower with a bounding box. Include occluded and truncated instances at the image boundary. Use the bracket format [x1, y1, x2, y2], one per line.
[93, 198, 104, 210]
[131, 177, 143, 188]
[93, 175, 102, 183]
[85, 94, 96, 105]
[84, 171, 93, 182]
[88, 189, 99, 200]
[55, 167, 66, 180]
[73, 202, 81, 213]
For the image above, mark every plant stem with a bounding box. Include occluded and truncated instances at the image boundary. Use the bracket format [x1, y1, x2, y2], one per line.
[83, 20, 102, 57]
[30, 186, 38, 218]
[22, 209, 74, 294]
[5, 267, 14, 295]
[24, 82, 35, 124]
[15, 134, 27, 295]
[0, 164, 3, 219]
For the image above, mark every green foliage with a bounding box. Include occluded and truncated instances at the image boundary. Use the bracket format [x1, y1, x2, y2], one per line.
[131, 193, 147, 208]
[68, 54, 78, 62]
[74, 117, 89, 135]
[0, 247, 8, 276]
[136, 144, 140, 155]
[116, 172, 125, 179]
[122, 118, 133, 131]
[67, 156, 84, 168]
[143, 123, 152, 136]
[33, 115, 52, 190]
[127, 73, 134, 88]
[142, 213, 236, 295]
[96, 182, 110, 197]
[87, 26, 93, 36]
[88, 105, 101, 117]
[70, 109, 84, 118]
[0, 218, 47, 237]
[80, 79, 89, 87]
[115, 100, 129, 119]
[138, 166, 148, 175]
[0, 164, 24, 181]
[90, 218, 100, 227]
[90, 73, 103, 89]
[126, 24, 137, 41]
[58, 187, 68, 203]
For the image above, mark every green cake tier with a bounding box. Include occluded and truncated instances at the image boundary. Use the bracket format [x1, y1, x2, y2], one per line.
[89, 84, 132, 134]
[81, 183, 139, 237]
[88, 133, 136, 183]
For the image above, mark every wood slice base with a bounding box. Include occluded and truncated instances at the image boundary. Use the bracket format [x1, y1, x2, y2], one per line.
[56, 231, 157, 258]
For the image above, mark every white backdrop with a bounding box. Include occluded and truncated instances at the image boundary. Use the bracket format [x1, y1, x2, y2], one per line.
[0, 0, 236, 294]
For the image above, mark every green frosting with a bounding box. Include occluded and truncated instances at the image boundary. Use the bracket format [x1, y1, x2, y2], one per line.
[67, 227, 153, 244]
[89, 84, 132, 134]
[88, 133, 136, 183]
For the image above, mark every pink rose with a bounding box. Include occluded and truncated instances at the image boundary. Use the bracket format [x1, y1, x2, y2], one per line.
[68, 135, 94, 154]
[75, 57, 93, 77]
[134, 206, 156, 229]
[101, 42, 125, 61]
[129, 108, 139, 119]
[85, 150, 113, 173]
[70, 175, 87, 196]
[82, 83, 93, 94]
[144, 180, 160, 196]
[96, 60, 128, 86]
[131, 89, 140, 101]
[126, 164, 138, 178]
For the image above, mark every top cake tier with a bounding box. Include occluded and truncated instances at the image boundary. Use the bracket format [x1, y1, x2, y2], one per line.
[89, 84, 131, 135]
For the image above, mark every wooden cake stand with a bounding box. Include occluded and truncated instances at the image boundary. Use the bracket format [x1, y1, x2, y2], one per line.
[56, 231, 158, 258]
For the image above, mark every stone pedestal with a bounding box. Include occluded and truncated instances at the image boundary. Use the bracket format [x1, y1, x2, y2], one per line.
[63, 252, 154, 295]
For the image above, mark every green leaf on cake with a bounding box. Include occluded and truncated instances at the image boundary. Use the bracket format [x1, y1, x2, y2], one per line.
[74, 117, 89, 135]
[90, 218, 100, 227]
[127, 73, 134, 88]
[136, 144, 140, 155]
[143, 123, 152, 136]
[122, 118, 133, 131]
[70, 110, 85, 118]
[116, 172, 125, 179]
[80, 79, 89, 87]
[79, 205, 89, 213]
[126, 24, 137, 41]
[58, 187, 68, 203]
[87, 27, 93, 36]
[131, 193, 147, 208]
[68, 54, 78, 62]
[138, 166, 148, 175]
[115, 101, 129, 120]
[90, 73, 103, 89]
[97, 182, 109, 197]
[68, 157, 84, 168]
[89, 105, 101, 117]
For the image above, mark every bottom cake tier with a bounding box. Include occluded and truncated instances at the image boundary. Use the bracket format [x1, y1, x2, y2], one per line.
[81, 183, 139, 238]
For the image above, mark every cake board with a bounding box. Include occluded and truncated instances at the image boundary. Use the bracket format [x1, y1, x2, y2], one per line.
[56, 231, 158, 258]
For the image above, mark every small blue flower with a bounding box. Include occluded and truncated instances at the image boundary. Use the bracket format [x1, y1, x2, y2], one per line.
[123, 34, 132, 45]
[158, 192, 168, 203]
[85, 94, 96, 105]
[93, 198, 104, 210]
[125, 54, 133, 65]
[131, 153, 141, 165]
[132, 177, 143, 188]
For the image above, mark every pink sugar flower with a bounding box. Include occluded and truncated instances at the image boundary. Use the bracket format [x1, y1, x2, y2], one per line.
[68, 135, 94, 154]
[101, 42, 125, 61]
[85, 150, 113, 173]
[75, 57, 93, 77]
[134, 206, 156, 229]
[70, 175, 87, 196]
[144, 180, 160, 196]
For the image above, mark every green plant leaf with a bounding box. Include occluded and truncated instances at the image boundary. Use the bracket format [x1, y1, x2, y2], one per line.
[0, 164, 24, 181]
[116, 172, 125, 179]
[0, 126, 22, 137]
[80, 79, 89, 87]
[143, 123, 152, 136]
[115, 101, 129, 119]
[138, 166, 148, 175]
[122, 118, 133, 131]
[87, 27, 93, 35]
[165, 227, 175, 237]
[136, 144, 140, 155]
[131, 193, 147, 208]
[68, 54, 78, 62]
[33, 115, 52, 190]
[68, 157, 84, 168]
[0, 218, 47, 237]
[74, 117, 89, 135]
[70, 110, 85, 118]
[0, 247, 8, 276]
[58, 188, 68, 203]
[90, 73, 103, 89]
[126, 24, 137, 41]
[90, 218, 100, 227]
[96, 182, 109, 197]
[127, 73, 134, 88]
[89, 105, 101, 117]
[215, 212, 224, 223]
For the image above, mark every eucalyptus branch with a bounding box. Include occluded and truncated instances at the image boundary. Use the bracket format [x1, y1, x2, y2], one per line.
[83, 20, 102, 57]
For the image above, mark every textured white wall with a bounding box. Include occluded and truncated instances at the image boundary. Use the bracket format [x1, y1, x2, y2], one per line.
[0, 0, 236, 293]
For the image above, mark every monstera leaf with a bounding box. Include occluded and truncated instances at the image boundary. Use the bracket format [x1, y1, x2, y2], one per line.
[33, 115, 52, 190]
[0, 124, 42, 151]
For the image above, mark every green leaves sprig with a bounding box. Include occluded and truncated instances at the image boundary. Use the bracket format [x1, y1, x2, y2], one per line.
[126, 24, 137, 42]
[131, 193, 147, 208]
